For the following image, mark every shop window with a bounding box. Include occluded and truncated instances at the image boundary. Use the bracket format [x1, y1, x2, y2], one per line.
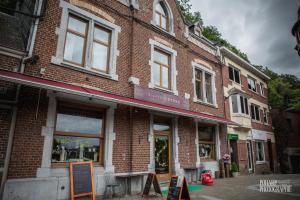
[52, 103, 105, 165]
[198, 126, 215, 160]
[256, 141, 265, 162]
[193, 63, 216, 105]
[153, 49, 171, 89]
[251, 104, 260, 121]
[228, 65, 240, 84]
[231, 94, 249, 115]
[248, 77, 257, 92]
[154, 2, 168, 31]
[52, 2, 120, 80]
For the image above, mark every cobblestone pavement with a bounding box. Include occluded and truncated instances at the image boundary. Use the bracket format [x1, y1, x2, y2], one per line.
[110, 174, 300, 200]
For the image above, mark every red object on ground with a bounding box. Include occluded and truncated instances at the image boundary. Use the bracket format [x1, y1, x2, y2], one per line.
[201, 173, 214, 186]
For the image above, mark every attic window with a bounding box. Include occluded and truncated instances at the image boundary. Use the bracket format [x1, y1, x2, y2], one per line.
[155, 2, 168, 31]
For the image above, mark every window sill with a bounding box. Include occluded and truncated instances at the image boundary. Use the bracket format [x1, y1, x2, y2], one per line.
[232, 113, 251, 118]
[150, 21, 175, 37]
[229, 79, 241, 86]
[256, 161, 266, 165]
[193, 98, 218, 108]
[252, 119, 263, 124]
[51, 56, 119, 81]
[248, 88, 260, 95]
[150, 85, 178, 95]
[200, 158, 217, 162]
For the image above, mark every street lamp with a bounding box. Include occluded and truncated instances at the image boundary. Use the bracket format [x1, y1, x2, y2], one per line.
[292, 6, 300, 56]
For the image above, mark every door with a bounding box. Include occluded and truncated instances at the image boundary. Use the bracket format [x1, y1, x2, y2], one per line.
[267, 140, 274, 172]
[247, 141, 254, 173]
[230, 140, 238, 164]
[154, 132, 171, 182]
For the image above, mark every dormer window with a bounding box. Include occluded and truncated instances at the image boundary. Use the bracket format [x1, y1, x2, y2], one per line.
[155, 2, 168, 30]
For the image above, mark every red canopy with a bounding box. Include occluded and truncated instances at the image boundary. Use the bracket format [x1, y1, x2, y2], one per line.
[0, 69, 238, 125]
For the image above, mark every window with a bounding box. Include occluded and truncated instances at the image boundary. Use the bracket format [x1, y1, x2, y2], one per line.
[256, 141, 265, 162]
[153, 49, 171, 89]
[251, 104, 260, 121]
[260, 83, 265, 96]
[231, 95, 249, 114]
[52, 103, 105, 165]
[248, 77, 257, 92]
[155, 2, 168, 30]
[52, 3, 120, 80]
[194, 65, 215, 105]
[228, 65, 240, 84]
[263, 108, 268, 123]
[198, 126, 215, 160]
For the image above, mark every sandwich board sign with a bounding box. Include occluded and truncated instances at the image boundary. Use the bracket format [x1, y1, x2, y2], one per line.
[142, 173, 162, 197]
[166, 176, 190, 200]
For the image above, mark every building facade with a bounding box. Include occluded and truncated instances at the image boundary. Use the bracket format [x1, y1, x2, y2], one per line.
[0, 0, 240, 199]
[221, 47, 277, 175]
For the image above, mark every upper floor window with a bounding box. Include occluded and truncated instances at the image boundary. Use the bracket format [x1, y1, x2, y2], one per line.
[155, 2, 168, 30]
[231, 94, 249, 115]
[259, 83, 265, 96]
[263, 108, 268, 124]
[52, 1, 121, 80]
[153, 49, 171, 89]
[193, 62, 216, 105]
[248, 77, 257, 92]
[228, 65, 240, 84]
[251, 104, 260, 121]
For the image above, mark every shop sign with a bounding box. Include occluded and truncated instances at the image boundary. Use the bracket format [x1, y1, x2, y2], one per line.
[134, 85, 189, 110]
[252, 130, 267, 141]
[228, 133, 239, 140]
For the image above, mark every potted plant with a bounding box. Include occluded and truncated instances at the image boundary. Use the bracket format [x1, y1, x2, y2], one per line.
[231, 162, 239, 177]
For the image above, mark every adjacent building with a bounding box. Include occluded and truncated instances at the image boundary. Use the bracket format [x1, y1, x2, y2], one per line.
[0, 0, 276, 199]
[221, 47, 277, 175]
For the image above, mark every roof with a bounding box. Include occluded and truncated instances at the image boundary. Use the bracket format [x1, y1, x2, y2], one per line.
[220, 46, 270, 81]
[0, 69, 238, 126]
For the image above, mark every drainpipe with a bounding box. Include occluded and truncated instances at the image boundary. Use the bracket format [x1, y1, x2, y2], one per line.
[0, 1, 45, 198]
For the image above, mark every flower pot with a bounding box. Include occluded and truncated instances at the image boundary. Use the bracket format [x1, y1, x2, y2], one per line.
[232, 172, 239, 177]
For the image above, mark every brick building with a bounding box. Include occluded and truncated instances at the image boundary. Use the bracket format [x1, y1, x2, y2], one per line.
[0, 0, 275, 199]
[221, 47, 277, 175]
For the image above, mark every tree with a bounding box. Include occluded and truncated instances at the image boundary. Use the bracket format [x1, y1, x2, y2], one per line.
[176, 0, 203, 24]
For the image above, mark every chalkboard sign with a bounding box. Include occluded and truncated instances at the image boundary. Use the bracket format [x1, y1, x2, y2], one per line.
[142, 173, 162, 197]
[166, 176, 190, 200]
[70, 161, 95, 200]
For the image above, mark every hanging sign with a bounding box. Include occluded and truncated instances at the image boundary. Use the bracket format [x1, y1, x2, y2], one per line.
[142, 173, 162, 197]
[69, 161, 95, 200]
[166, 176, 190, 200]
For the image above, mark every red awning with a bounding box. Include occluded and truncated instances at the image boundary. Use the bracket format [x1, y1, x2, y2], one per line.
[0, 69, 238, 125]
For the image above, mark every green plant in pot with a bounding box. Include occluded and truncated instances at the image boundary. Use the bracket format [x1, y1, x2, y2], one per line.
[231, 162, 239, 177]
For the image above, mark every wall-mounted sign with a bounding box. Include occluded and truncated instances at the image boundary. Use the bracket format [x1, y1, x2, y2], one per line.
[134, 85, 189, 110]
[228, 133, 239, 141]
[252, 130, 267, 141]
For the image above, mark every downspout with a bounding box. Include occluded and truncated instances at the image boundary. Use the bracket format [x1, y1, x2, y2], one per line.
[0, 0, 45, 198]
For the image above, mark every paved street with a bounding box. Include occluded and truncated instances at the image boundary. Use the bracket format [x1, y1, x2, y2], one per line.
[114, 174, 300, 200]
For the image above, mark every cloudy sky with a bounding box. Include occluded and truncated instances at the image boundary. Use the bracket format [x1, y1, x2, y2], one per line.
[190, 0, 300, 78]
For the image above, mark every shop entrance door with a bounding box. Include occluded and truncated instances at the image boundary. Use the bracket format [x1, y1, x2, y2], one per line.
[247, 141, 254, 173]
[153, 116, 172, 182]
[267, 140, 274, 172]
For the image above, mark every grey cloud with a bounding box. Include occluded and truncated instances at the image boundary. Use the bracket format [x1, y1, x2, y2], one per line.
[191, 0, 300, 78]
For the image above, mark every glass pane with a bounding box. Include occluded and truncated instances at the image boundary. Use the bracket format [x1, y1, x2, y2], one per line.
[94, 27, 110, 43]
[68, 16, 87, 35]
[255, 106, 260, 121]
[92, 42, 109, 72]
[153, 63, 160, 86]
[198, 126, 214, 142]
[155, 3, 165, 15]
[245, 98, 249, 114]
[257, 142, 264, 161]
[64, 32, 85, 64]
[153, 124, 171, 131]
[161, 16, 167, 30]
[56, 107, 103, 135]
[205, 73, 213, 103]
[199, 143, 214, 159]
[162, 66, 169, 89]
[155, 12, 160, 25]
[52, 136, 100, 163]
[251, 105, 255, 119]
[155, 135, 169, 174]
[234, 69, 240, 83]
[154, 50, 169, 65]
[228, 67, 234, 81]
[232, 95, 238, 113]
[240, 96, 245, 114]
[196, 80, 202, 100]
[195, 69, 202, 80]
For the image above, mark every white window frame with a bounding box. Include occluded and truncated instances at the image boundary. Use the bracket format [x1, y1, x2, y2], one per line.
[192, 62, 217, 107]
[228, 65, 241, 84]
[52, 0, 121, 80]
[263, 108, 269, 124]
[256, 140, 265, 163]
[259, 82, 265, 96]
[151, 0, 175, 36]
[230, 94, 249, 115]
[248, 77, 257, 92]
[149, 39, 178, 95]
[251, 104, 261, 122]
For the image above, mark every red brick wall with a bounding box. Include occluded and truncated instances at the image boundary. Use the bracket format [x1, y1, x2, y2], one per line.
[0, 54, 20, 71]
[7, 87, 47, 178]
[0, 109, 12, 169]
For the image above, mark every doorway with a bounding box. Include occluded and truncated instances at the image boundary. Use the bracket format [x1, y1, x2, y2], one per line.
[153, 116, 172, 182]
[267, 140, 274, 172]
[246, 141, 254, 173]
